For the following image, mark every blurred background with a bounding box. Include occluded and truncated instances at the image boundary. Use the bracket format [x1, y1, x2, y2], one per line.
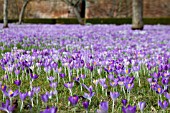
[0, 0, 170, 19]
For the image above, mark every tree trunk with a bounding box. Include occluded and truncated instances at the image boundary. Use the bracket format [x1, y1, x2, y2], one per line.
[3, 0, 8, 28]
[132, 0, 143, 30]
[18, 0, 29, 24]
[73, 7, 84, 25]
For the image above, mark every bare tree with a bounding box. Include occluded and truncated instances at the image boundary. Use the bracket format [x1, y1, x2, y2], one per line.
[3, 0, 8, 28]
[63, 0, 86, 25]
[18, 0, 30, 24]
[132, 0, 143, 30]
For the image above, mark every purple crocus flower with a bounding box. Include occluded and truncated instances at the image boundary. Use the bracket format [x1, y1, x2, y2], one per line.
[48, 76, 55, 82]
[64, 82, 74, 89]
[108, 74, 114, 81]
[122, 99, 127, 106]
[4, 89, 19, 98]
[0, 99, 15, 113]
[40, 106, 58, 113]
[97, 101, 108, 113]
[50, 82, 58, 88]
[59, 73, 66, 78]
[164, 93, 170, 101]
[110, 79, 118, 87]
[138, 101, 146, 111]
[158, 100, 169, 109]
[20, 92, 28, 101]
[28, 90, 34, 98]
[82, 101, 89, 110]
[14, 80, 21, 86]
[0, 85, 7, 92]
[14, 69, 20, 75]
[41, 94, 49, 103]
[30, 74, 38, 80]
[110, 92, 120, 101]
[122, 105, 136, 113]
[68, 95, 79, 106]
[125, 83, 134, 91]
[32, 87, 40, 94]
[155, 85, 164, 94]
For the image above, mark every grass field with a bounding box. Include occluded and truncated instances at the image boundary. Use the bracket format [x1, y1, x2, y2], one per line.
[0, 24, 169, 113]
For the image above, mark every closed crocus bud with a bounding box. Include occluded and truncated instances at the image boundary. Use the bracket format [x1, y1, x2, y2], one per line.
[122, 99, 127, 106]
[138, 101, 146, 111]
[110, 92, 119, 101]
[68, 95, 79, 106]
[82, 101, 89, 110]
[97, 101, 108, 113]
[14, 80, 21, 86]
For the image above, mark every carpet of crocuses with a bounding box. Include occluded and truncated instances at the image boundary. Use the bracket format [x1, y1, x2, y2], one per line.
[0, 24, 169, 113]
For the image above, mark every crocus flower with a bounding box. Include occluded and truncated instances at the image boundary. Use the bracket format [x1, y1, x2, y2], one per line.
[14, 80, 21, 86]
[97, 101, 108, 113]
[125, 83, 134, 91]
[122, 99, 127, 106]
[0, 99, 15, 113]
[164, 93, 170, 102]
[50, 82, 58, 88]
[30, 74, 38, 80]
[122, 105, 136, 113]
[64, 82, 74, 89]
[138, 101, 146, 112]
[68, 95, 79, 106]
[40, 106, 58, 113]
[110, 92, 120, 101]
[82, 101, 89, 110]
[4, 89, 19, 98]
[41, 94, 49, 103]
[19, 92, 28, 101]
[59, 73, 66, 78]
[158, 100, 169, 109]
[0, 85, 7, 92]
[48, 76, 55, 82]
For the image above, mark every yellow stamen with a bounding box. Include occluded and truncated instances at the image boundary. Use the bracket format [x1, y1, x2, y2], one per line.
[9, 90, 13, 95]
[1, 85, 4, 89]
[126, 69, 129, 74]
[158, 88, 161, 93]
[128, 84, 131, 88]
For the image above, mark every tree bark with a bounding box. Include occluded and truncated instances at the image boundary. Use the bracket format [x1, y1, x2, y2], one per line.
[132, 0, 144, 30]
[18, 0, 29, 24]
[3, 0, 8, 28]
[73, 7, 84, 25]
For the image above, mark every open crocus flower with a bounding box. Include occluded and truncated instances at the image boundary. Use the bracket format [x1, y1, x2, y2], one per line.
[4, 89, 19, 98]
[68, 95, 79, 106]
[125, 83, 134, 91]
[64, 82, 74, 89]
[48, 76, 55, 82]
[97, 101, 108, 113]
[0, 85, 7, 92]
[40, 106, 58, 113]
[158, 100, 169, 109]
[0, 99, 15, 113]
[122, 105, 136, 113]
